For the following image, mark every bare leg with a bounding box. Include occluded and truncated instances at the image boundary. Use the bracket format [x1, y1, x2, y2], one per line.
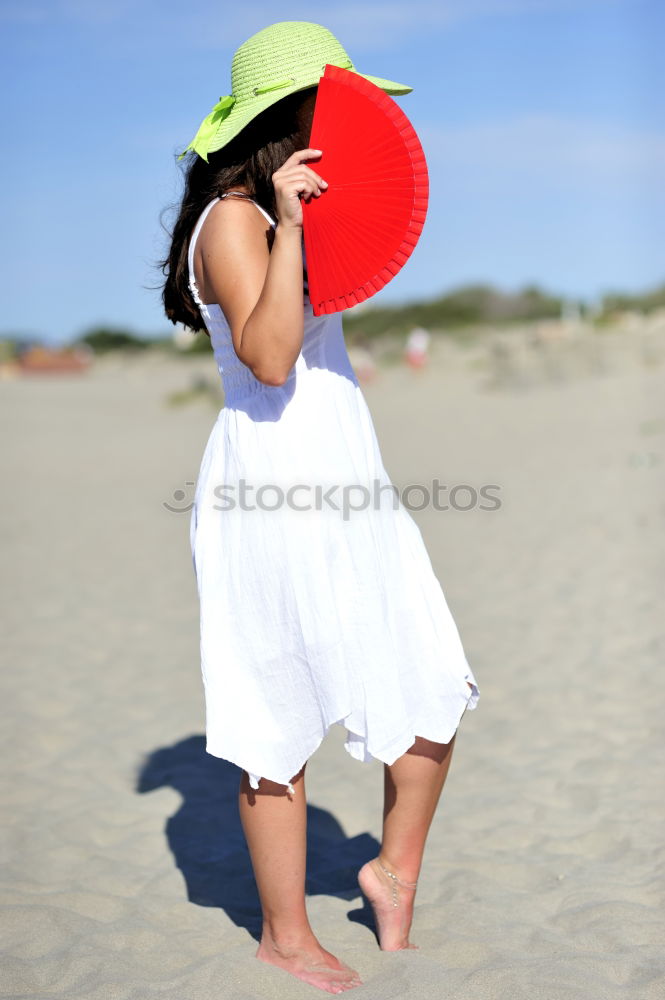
[358, 729, 458, 950]
[239, 763, 363, 994]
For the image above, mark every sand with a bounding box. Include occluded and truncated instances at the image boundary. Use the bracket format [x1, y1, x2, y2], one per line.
[1, 322, 664, 998]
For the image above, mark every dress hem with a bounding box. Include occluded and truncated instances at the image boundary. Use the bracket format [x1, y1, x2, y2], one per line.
[205, 674, 479, 794]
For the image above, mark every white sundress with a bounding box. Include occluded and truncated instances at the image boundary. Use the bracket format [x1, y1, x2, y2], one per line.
[188, 192, 480, 795]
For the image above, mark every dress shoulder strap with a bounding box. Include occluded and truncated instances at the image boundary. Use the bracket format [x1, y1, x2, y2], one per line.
[219, 190, 277, 228]
[187, 192, 277, 308]
[187, 198, 220, 308]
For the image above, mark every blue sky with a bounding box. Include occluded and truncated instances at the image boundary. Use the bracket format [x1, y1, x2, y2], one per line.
[1, 0, 663, 344]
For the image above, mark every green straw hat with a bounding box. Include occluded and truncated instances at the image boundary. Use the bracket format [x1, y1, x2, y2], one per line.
[178, 21, 413, 163]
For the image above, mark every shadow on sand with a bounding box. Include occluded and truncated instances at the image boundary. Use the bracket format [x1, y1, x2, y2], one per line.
[136, 735, 379, 941]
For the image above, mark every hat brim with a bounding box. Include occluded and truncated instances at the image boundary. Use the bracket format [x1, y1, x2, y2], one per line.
[356, 73, 412, 95]
[204, 71, 413, 158]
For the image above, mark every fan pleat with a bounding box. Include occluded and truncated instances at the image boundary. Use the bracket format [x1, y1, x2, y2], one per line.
[302, 64, 429, 316]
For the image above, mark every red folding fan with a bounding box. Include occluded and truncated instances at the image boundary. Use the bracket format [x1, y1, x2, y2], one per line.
[302, 64, 429, 316]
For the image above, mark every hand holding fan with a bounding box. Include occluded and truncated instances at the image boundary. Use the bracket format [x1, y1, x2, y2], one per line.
[302, 64, 429, 316]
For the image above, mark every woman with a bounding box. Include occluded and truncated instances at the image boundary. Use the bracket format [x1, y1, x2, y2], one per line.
[161, 21, 479, 996]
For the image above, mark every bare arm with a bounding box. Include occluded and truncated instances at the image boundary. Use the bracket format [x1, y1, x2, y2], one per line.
[239, 224, 306, 385]
[197, 148, 327, 386]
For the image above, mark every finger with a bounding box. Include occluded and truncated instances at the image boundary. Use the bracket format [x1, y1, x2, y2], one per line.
[292, 169, 327, 191]
[298, 183, 319, 202]
[297, 164, 327, 185]
[289, 147, 323, 164]
[298, 185, 323, 200]
[294, 177, 319, 196]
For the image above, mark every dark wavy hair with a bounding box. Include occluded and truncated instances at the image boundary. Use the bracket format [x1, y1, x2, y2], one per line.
[158, 86, 317, 336]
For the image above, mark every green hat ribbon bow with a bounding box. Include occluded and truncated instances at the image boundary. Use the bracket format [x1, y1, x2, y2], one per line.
[178, 94, 236, 162]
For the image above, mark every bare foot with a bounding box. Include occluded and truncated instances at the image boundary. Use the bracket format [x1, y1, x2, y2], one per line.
[357, 857, 420, 951]
[256, 933, 363, 994]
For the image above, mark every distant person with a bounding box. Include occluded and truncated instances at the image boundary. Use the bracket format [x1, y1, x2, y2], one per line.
[160, 20, 479, 994]
[404, 326, 430, 369]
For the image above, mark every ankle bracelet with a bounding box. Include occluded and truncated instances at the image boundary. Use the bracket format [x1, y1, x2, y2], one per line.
[376, 858, 418, 908]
